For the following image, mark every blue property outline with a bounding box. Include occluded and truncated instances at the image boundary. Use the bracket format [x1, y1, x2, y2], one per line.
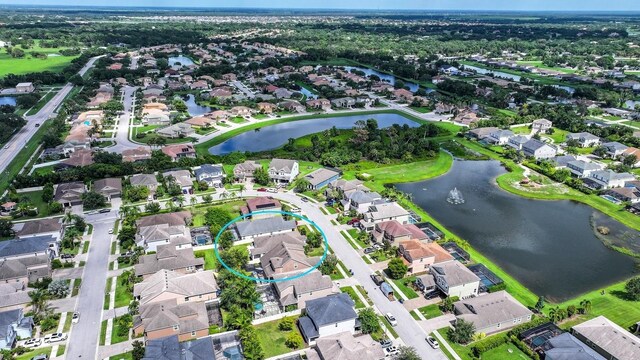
[213, 210, 329, 283]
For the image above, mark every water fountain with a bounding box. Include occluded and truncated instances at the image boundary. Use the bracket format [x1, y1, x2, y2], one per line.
[447, 187, 465, 204]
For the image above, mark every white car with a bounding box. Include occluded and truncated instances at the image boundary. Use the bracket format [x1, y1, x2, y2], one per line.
[384, 346, 399, 357]
[426, 336, 440, 349]
[71, 312, 80, 324]
[108, 228, 114, 234]
[43, 333, 67, 343]
[267, 188, 278, 193]
[23, 338, 42, 348]
[385, 313, 398, 327]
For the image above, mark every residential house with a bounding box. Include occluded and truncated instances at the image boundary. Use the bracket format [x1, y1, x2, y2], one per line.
[431, 260, 481, 299]
[532, 119, 553, 134]
[587, 170, 635, 189]
[229, 106, 253, 117]
[135, 211, 193, 252]
[135, 245, 203, 278]
[156, 123, 195, 139]
[398, 240, 454, 275]
[257, 102, 277, 114]
[185, 116, 215, 129]
[306, 98, 331, 110]
[130, 174, 160, 194]
[163, 170, 194, 193]
[15, 218, 63, 240]
[193, 164, 225, 188]
[549, 155, 577, 169]
[249, 232, 304, 262]
[468, 127, 500, 141]
[361, 202, 411, 231]
[0, 283, 32, 313]
[142, 110, 171, 126]
[566, 132, 600, 147]
[372, 220, 428, 244]
[233, 160, 262, 181]
[260, 240, 318, 278]
[280, 100, 305, 113]
[453, 290, 533, 335]
[59, 148, 94, 169]
[54, 182, 86, 207]
[488, 130, 514, 145]
[605, 186, 640, 204]
[602, 141, 629, 158]
[393, 88, 414, 102]
[0, 235, 59, 260]
[567, 160, 604, 178]
[327, 179, 367, 199]
[93, 178, 122, 201]
[343, 190, 382, 214]
[133, 299, 209, 342]
[522, 139, 557, 159]
[541, 332, 605, 360]
[0, 255, 51, 284]
[15, 82, 34, 93]
[234, 216, 297, 243]
[133, 269, 217, 306]
[142, 335, 215, 360]
[240, 197, 282, 219]
[268, 159, 299, 184]
[161, 144, 196, 161]
[273, 270, 336, 310]
[303, 168, 341, 190]
[0, 309, 33, 350]
[305, 332, 385, 360]
[507, 135, 530, 150]
[123, 147, 152, 162]
[331, 97, 356, 108]
[298, 293, 358, 344]
[572, 315, 640, 360]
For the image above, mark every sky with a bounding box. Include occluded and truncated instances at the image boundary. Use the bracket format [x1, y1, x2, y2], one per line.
[0, 0, 640, 11]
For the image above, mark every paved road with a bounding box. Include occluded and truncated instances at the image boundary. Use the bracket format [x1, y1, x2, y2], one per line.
[65, 211, 118, 360]
[244, 190, 448, 360]
[109, 85, 143, 153]
[231, 80, 256, 99]
[0, 56, 102, 177]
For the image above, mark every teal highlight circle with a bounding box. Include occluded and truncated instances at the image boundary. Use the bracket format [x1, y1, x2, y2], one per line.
[213, 210, 329, 283]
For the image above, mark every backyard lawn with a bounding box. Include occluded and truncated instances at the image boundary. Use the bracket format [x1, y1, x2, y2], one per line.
[194, 250, 218, 270]
[481, 343, 530, 360]
[340, 286, 366, 309]
[254, 316, 304, 358]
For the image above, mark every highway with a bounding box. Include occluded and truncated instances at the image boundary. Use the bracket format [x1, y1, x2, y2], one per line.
[0, 56, 102, 178]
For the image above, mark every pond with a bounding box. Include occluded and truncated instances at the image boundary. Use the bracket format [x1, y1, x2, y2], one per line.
[209, 112, 419, 155]
[462, 64, 522, 82]
[183, 94, 212, 116]
[396, 160, 639, 302]
[168, 55, 195, 67]
[624, 100, 639, 110]
[341, 66, 430, 93]
[0, 96, 17, 106]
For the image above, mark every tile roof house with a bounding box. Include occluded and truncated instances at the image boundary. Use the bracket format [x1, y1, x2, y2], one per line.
[156, 123, 195, 139]
[54, 181, 86, 207]
[0, 255, 51, 284]
[161, 144, 196, 161]
[185, 116, 216, 128]
[133, 299, 209, 342]
[306, 332, 385, 360]
[622, 147, 640, 167]
[398, 239, 454, 275]
[431, 260, 481, 299]
[163, 170, 194, 193]
[234, 216, 297, 243]
[372, 220, 428, 244]
[134, 269, 217, 306]
[130, 174, 160, 193]
[59, 148, 94, 168]
[135, 245, 203, 278]
[93, 177, 122, 201]
[233, 160, 262, 181]
[303, 168, 341, 190]
[193, 164, 225, 188]
[268, 159, 299, 184]
[0, 309, 34, 350]
[273, 270, 336, 310]
[298, 293, 358, 344]
[249, 232, 305, 261]
[572, 315, 640, 360]
[122, 147, 152, 162]
[261, 240, 318, 279]
[240, 197, 282, 219]
[454, 290, 532, 335]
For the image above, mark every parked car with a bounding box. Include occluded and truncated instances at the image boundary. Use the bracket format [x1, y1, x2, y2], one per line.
[346, 218, 360, 225]
[379, 339, 393, 348]
[426, 336, 440, 349]
[34, 123, 40, 127]
[72, 312, 80, 324]
[43, 333, 67, 343]
[301, 197, 309, 202]
[23, 338, 42, 348]
[267, 188, 277, 193]
[370, 274, 384, 285]
[99, 208, 110, 213]
[349, 269, 354, 275]
[363, 247, 375, 254]
[385, 313, 398, 327]
[425, 291, 440, 300]
[257, 188, 267, 192]
[31, 354, 48, 360]
[108, 228, 114, 234]
[60, 254, 74, 259]
[384, 346, 398, 357]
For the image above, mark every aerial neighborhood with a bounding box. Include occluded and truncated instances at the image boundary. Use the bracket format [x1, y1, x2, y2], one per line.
[0, 5, 640, 360]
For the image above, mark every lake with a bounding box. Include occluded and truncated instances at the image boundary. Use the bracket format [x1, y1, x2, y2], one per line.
[169, 55, 195, 67]
[0, 96, 17, 106]
[209, 112, 419, 155]
[183, 94, 211, 116]
[462, 64, 522, 82]
[396, 160, 639, 302]
[342, 66, 429, 93]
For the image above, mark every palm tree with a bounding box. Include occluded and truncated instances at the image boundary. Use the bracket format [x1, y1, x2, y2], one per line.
[548, 307, 559, 322]
[580, 299, 592, 314]
[190, 197, 198, 206]
[238, 184, 245, 196]
[28, 289, 51, 320]
[228, 191, 237, 199]
[220, 191, 229, 200]
[175, 195, 185, 207]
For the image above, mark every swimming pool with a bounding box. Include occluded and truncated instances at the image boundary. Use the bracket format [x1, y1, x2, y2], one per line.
[601, 194, 621, 204]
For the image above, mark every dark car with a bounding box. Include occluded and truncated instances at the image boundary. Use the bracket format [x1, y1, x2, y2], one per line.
[379, 339, 393, 348]
[347, 218, 360, 225]
[257, 188, 267, 192]
[60, 254, 74, 259]
[425, 291, 440, 300]
[363, 247, 375, 254]
[370, 274, 384, 286]
[34, 123, 40, 127]
[99, 209, 110, 213]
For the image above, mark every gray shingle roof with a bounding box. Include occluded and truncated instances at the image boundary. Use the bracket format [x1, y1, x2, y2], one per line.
[305, 293, 357, 327]
[0, 235, 56, 258]
[304, 168, 340, 187]
[235, 217, 296, 238]
[431, 260, 480, 287]
[572, 316, 640, 360]
[544, 333, 605, 360]
[143, 335, 215, 360]
[454, 291, 532, 331]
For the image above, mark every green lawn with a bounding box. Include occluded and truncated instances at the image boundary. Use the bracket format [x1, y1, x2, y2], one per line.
[341, 286, 366, 309]
[378, 315, 399, 338]
[0, 53, 78, 78]
[99, 320, 107, 346]
[481, 343, 530, 360]
[230, 116, 248, 124]
[15, 347, 53, 360]
[109, 352, 133, 360]
[516, 60, 577, 74]
[356, 285, 374, 306]
[418, 304, 443, 319]
[391, 276, 419, 299]
[622, 120, 640, 129]
[347, 228, 368, 248]
[63, 312, 73, 332]
[15, 190, 53, 218]
[195, 250, 218, 270]
[56, 345, 66, 357]
[111, 319, 130, 344]
[254, 316, 304, 358]
[114, 273, 133, 308]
